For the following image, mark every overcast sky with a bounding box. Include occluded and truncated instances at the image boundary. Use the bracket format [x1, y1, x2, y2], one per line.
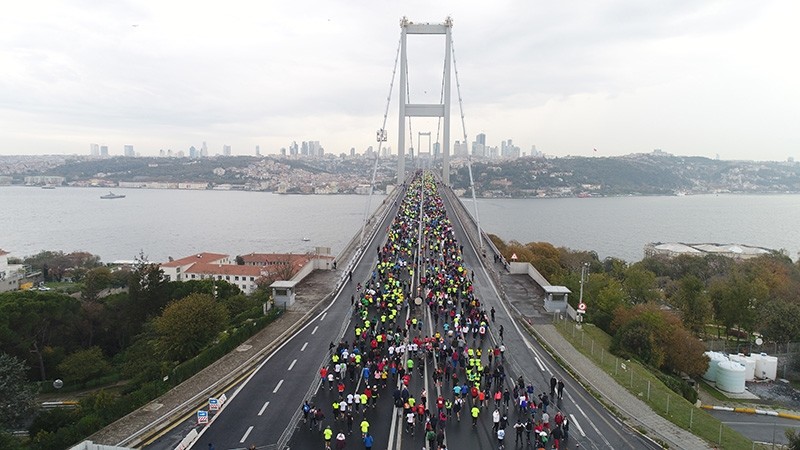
[1, 1, 798, 161]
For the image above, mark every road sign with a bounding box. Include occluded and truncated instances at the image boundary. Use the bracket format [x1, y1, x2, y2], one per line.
[197, 410, 209, 425]
[577, 302, 587, 313]
[219, 393, 227, 405]
[511, 253, 518, 260]
[209, 398, 219, 411]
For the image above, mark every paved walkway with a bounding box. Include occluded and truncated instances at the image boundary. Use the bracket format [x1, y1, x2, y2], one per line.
[532, 324, 712, 449]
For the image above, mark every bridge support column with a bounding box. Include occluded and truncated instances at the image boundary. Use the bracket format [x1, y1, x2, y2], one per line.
[397, 17, 453, 185]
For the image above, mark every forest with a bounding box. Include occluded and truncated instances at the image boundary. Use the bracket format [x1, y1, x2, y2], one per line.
[490, 235, 800, 379]
[0, 254, 275, 450]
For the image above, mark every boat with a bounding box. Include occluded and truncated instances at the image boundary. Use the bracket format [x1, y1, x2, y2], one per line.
[302, 237, 310, 242]
[41, 185, 56, 189]
[101, 191, 126, 199]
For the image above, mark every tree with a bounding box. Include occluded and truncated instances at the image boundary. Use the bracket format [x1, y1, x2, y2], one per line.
[0, 353, 38, 430]
[673, 275, 711, 334]
[57, 347, 112, 385]
[787, 429, 800, 450]
[708, 269, 765, 337]
[81, 267, 112, 303]
[623, 265, 658, 304]
[758, 300, 800, 345]
[0, 291, 82, 380]
[154, 293, 229, 361]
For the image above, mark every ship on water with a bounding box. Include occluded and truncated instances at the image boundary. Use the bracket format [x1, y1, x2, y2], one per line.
[100, 191, 126, 199]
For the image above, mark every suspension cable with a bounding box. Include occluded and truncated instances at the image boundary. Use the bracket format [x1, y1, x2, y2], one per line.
[361, 36, 402, 247]
[405, 63, 414, 165]
[435, 58, 446, 153]
[451, 36, 484, 251]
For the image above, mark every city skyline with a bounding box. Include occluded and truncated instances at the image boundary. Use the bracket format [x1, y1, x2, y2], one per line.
[1, 1, 799, 161]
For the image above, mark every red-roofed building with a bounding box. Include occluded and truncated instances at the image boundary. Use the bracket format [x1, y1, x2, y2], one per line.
[160, 250, 334, 296]
[161, 252, 230, 283]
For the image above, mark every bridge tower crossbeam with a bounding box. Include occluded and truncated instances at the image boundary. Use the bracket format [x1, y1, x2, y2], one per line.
[398, 17, 452, 185]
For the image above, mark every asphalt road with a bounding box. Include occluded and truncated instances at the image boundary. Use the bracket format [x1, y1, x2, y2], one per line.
[707, 410, 800, 446]
[157, 178, 660, 450]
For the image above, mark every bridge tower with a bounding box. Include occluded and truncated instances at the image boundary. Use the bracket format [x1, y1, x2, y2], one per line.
[398, 17, 452, 185]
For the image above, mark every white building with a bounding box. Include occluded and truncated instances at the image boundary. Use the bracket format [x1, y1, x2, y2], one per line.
[0, 249, 26, 293]
[160, 252, 265, 294]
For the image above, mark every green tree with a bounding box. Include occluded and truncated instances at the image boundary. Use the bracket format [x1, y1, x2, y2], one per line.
[787, 429, 800, 450]
[759, 300, 800, 345]
[0, 353, 38, 430]
[708, 269, 765, 337]
[673, 275, 711, 334]
[623, 265, 658, 304]
[81, 267, 112, 303]
[0, 292, 81, 380]
[57, 347, 112, 385]
[155, 293, 229, 361]
[584, 273, 626, 333]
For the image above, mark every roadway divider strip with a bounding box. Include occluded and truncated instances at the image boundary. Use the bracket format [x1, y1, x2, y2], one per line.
[700, 404, 800, 420]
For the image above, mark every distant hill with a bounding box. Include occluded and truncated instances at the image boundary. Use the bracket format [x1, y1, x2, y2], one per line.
[2, 152, 799, 197]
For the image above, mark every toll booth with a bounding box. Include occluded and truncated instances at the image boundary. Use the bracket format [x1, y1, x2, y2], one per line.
[270, 280, 298, 308]
[542, 285, 571, 313]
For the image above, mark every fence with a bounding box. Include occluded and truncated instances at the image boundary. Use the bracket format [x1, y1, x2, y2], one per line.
[553, 317, 786, 450]
[703, 339, 800, 381]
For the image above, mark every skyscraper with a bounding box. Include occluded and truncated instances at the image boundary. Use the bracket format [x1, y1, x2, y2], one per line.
[255, 145, 261, 156]
[201, 141, 208, 157]
[222, 145, 232, 156]
[90, 143, 99, 156]
[123, 145, 135, 157]
[100, 145, 109, 157]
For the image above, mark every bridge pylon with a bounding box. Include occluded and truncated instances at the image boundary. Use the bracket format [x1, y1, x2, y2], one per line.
[397, 17, 452, 185]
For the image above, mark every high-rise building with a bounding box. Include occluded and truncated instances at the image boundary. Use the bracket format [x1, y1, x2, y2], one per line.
[100, 145, 109, 157]
[350, 147, 356, 157]
[476, 133, 486, 146]
[201, 141, 208, 157]
[255, 145, 261, 156]
[189, 146, 197, 158]
[222, 145, 232, 156]
[123, 145, 135, 157]
[301, 141, 309, 156]
[90, 143, 100, 156]
[289, 141, 299, 156]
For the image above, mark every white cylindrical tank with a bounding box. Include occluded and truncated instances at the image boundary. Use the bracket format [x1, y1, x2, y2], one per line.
[703, 352, 728, 382]
[756, 354, 778, 380]
[716, 360, 746, 393]
[742, 356, 756, 381]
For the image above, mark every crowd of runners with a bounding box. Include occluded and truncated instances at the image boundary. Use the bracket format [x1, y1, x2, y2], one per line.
[302, 172, 571, 449]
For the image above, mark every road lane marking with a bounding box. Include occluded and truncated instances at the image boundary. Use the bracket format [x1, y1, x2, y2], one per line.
[273, 379, 284, 393]
[258, 401, 270, 416]
[312, 326, 319, 335]
[320, 312, 327, 321]
[573, 402, 611, 447]
[240, 425, 254, 443]
[534, 356, 545, 372]
[569, 414, 586, 437]
[288, 359, 297, 371]
[301, 342, 308, 351]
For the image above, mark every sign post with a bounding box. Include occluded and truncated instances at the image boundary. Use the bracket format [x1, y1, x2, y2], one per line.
[209, 398, 219, 411]
[197, 410, 209, 425]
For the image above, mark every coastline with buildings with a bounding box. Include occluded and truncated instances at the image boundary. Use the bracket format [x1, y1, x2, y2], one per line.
[2, 147, 799, 198]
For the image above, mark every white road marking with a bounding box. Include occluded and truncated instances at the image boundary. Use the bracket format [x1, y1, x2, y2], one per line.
[301, 342, 309, 351]
[573, 402, 611, 447]
[273, 379, 284, 393]
[569, 414, 586, 437]
[534, 356, 545, 372]
[320, 312, 327, 321]
[288, 359, 297, 371]
[258, 401, 270, 416]
[312, 326, 319, 335]
[240, 425, 254, 443]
